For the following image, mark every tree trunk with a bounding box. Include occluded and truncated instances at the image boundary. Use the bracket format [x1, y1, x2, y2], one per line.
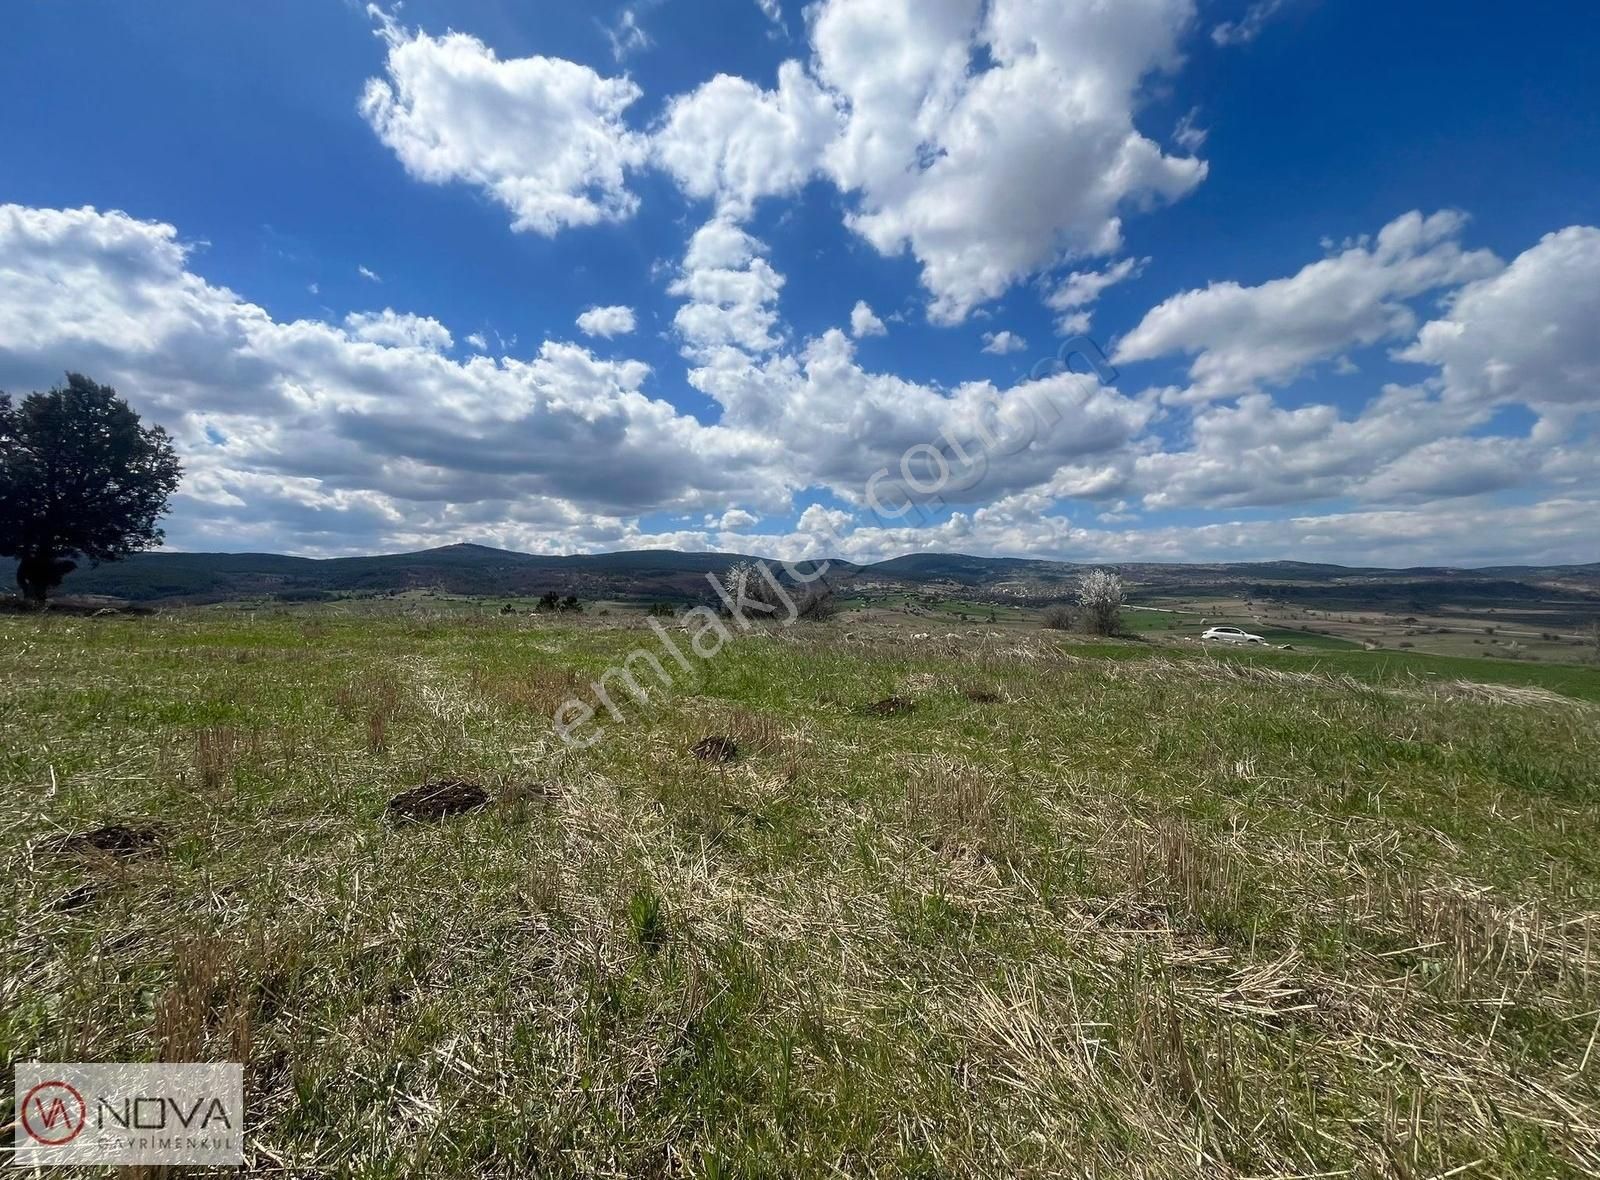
[15, 552, 75, 605]
[16, 553, 50, 604]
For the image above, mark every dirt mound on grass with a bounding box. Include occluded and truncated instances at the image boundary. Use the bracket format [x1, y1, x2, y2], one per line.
[387, 780, 490, 823]
[692, 736, 739, 763]
[50, 823, 166, 859]
[867, 696, 917, 716]
[51, 883, 101, 912]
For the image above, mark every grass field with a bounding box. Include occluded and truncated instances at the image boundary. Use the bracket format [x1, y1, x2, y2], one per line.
[5, 606, 1600, 1176]
[1121, 608, 1363, 651]
[1117, 594, 1600, 666]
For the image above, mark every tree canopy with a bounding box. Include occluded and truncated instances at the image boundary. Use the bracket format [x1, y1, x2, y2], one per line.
[0, 373, 182, 602]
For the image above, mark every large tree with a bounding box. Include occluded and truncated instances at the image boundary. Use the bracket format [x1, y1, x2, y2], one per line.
[0, 373, 182, 604]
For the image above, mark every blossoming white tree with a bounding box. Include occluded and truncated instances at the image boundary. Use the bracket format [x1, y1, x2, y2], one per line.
[1077, 568, 1125, 636]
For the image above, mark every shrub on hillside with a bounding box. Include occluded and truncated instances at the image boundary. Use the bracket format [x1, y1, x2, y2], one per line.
[1041, 604, 1074, 631]
[720, 561, 783, 616]
[537, 591, 583, 613]
[796, 585, 839, 621]
[719, 560, 839, 622]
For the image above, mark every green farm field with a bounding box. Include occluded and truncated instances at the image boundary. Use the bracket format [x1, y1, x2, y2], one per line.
[5, 605, 1600, 1176]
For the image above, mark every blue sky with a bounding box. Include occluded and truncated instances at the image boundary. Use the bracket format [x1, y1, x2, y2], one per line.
[2, 0, 1597, 566]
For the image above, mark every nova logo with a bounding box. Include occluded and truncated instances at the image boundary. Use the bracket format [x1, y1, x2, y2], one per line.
[98, 1094, 234, 1131]
[13, 1062, 244, 1166]
[20, 1080, 88, 1146]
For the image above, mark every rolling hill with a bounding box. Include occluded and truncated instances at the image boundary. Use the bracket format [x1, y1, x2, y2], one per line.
[4, 544, 1599, 610]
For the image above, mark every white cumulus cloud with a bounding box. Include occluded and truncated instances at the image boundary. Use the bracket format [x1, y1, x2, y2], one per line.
[653, 62, 838, 219]
[850, 300, 887, 338]
[1047, 258, 1143, 335]
[981, 330, 1028, 355]
[5, 202, 1594, 568]
[811, 0, 1206, 323]
[360, 11, 648, 236]
[368, 2, 1205, 326]
[1115, 211, 1503, 402]
[344, 309, 453, 351]
[0, 204, 772, 555]
[669, 217, 788, 359]
[717, 507, 760, 530]
[1399, 225, 1600, 429]
[576, 305, 637, 338]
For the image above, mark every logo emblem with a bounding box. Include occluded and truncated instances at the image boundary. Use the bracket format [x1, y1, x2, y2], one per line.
[20, 1080, 88, 1145]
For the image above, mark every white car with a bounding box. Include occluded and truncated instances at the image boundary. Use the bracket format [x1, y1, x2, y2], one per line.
[1202, 626, 1267, 645]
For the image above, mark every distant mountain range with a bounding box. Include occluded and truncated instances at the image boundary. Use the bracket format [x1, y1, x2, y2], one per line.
[6, 543, 1599, 609]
